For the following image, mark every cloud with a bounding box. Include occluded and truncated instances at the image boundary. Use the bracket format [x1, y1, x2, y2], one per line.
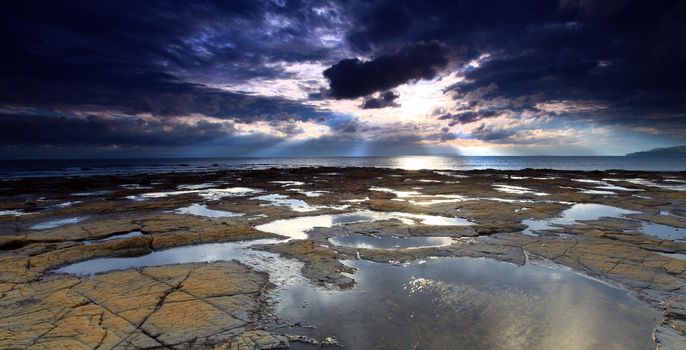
[0, 113, 236, 147]
[346, 0, 686, 129]
[361, 91, 400, 109]
[0, 0, 684, 157]
[0, 1, 346, 122]
[322, 41, 449, 99]
[438, 110, 499, 126]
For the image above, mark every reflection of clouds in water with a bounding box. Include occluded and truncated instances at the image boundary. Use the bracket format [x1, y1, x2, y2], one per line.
[370, 186, 422, 197]
[256, 210, 473, 240]
[31, 216, 86, 230]
[493, 184, 549, 196]
[252, 194, 323, 212]
[276, 258, 657, 350]
[522, 203, 640, 235]
[172, 203, 244, 218]
[0, 209, 29, 216]
[127, 187, 262, 200]
[606, 178, 686, 191]
[329, 236, 453, 250]
[57, 239, 307, 289]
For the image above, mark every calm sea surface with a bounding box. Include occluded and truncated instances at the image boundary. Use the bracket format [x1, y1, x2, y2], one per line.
[1, 156, 685, 178]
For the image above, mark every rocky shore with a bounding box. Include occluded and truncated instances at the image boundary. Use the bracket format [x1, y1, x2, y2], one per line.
[1, 167, 685, 349]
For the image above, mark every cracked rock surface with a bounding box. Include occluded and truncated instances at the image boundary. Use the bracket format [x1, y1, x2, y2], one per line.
[0, 262, 269, 349]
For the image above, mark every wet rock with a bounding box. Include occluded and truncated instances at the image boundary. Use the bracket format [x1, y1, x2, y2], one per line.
[655, 298, 686, 349]
[367, 199, 426, 213]
[215, 330, 289, 350]
[150, 224, 273, 250]
[518, 235, 686, 300]
[258, 240, 356, 288]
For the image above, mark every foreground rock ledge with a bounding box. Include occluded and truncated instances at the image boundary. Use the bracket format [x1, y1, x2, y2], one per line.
[0, 261, 273, 349]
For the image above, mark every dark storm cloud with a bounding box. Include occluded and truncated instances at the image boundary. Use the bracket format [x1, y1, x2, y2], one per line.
[323, 41, 449, 99]
[0, 0, 340, 79]
[438, 111, 499, 126]
[0, 113, 235, 147]
[0, 0, 340, 122]
[0, 57, 326, 122]
[361, 91, 400, 109]
[345, 0, 686, 127]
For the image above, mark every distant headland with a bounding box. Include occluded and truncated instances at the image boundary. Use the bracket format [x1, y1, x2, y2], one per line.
[626, 145, 686, 157]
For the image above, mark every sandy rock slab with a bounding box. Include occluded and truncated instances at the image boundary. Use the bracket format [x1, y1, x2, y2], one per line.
[0, 261, 268, 349]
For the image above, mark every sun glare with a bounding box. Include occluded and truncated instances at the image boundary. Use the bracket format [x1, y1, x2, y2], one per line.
[395, 156, 447, 170]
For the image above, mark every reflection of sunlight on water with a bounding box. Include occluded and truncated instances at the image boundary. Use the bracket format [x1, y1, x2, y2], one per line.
[393, 155, 494, 170]
[394, 156, 446, 170]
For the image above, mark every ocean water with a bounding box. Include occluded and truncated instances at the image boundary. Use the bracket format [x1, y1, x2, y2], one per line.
[1, 156, 685, 179]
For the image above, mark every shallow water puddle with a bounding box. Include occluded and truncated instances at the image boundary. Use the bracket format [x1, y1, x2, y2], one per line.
[255, 210, 474, 240]
[595, 184, 643, 191]
[411, 195, 572, 206]
[177, 183, 219, 190]
[71, 190, 113, 196]
[172, 203, 244, 218]
[579, 189, 617, 195]
[640, 222, 684, 241]
[287, 188, 330, 197]
[522, 204, 639, 236]
[606, 178, 686, 191]
[270, 180, 306, 187]
[370, 186, 423, 197]
[30, 216, 87, 230]
[434, 171, 469, 178]
[492, 184, 549, 196]
[120, 184, 153, 190]
[572, 179, 605, 184]
[0, 209, 30, 216]
[83, 231, 143, 244]
[276, 257, 658, 350]
[656, 252, 686, 261]
[574, 179, 643, 192]
[252, 194, 320, 212]
[329, 236, 454, 250]
[371, 186, 567, 206]
[54, 239, 304, 288]
[126, 187, 262, 201]
[52, 201, 82, 208]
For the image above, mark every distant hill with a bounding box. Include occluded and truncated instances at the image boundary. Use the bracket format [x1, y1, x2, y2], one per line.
[626, 145, 686, 157]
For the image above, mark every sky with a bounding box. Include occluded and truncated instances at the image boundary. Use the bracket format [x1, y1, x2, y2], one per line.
[1, 0, 685, 158]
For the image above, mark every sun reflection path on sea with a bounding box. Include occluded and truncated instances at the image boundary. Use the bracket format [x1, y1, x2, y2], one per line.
[394, 156, 444, 170]
[393, 156, 470, 170]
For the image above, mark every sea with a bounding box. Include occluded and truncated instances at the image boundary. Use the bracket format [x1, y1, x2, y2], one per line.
[1, 156, 685, 179]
